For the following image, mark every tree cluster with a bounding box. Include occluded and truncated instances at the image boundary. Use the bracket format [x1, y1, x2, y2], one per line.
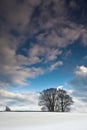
[39, 88, 73, 112]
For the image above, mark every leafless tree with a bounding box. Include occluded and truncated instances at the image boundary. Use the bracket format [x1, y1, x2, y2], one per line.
[39, 88, 56, 112]
[5, 106, 11, 111]
[39, 88, 73, 112]
[55, 89, 73, 112]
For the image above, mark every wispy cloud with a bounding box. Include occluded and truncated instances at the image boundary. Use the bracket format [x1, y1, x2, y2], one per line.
[49, 61, 63, 71]
[0, 0, 87, 89]
[83, 55, 87, 60]
[71, 97, 87, 112]
[70, 65, 87, 102]
[29, 44, 62, 62]
[0, 89, 40, 110]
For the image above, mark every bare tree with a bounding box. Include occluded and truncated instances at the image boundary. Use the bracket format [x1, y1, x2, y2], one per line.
[39, 88, 56, 112]
[5, 106, 11, 111]
[39, 88, 73, 112]
[55, 89, 73, 112]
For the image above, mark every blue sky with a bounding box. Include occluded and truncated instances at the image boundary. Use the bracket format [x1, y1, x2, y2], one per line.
[0, 0, 87, 111]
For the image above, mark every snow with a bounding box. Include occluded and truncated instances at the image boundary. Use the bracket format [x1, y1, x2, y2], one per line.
[0, 112, 87, 130]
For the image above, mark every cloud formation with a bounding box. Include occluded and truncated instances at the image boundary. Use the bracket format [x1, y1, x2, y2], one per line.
[71, 97, 87, 112]
[75, 66, 87, 77]
[49, 61, 63, 71]
[70, 65, 87, 102]
[0, 0, 87, 88]
[0, 89, 40, 110]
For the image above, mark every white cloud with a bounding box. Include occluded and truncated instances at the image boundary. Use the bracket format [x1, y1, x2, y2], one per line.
[0, 37, 45, 86]
[36, 23, 87, 49]
[7, 67, 44, 86]
[0, 81, 10, 88]
[1, 0, 87, 89]
[75, 66, 87, 77]
[71, 97, 87, 112]
[0, 0, 41, 32]
[70, 65, 87, 103]
[49, 61, 63, 71]
[0, 43, 45, 86]
[0, 89, 41, 111]
[23, 55, 41, 65]
[57, 85, 63, 90]
[0, 36, 63, 87]
[29, 44, 62, 62]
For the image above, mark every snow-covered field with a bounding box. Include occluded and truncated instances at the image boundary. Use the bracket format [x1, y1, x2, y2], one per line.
[0, 112, 87, 130]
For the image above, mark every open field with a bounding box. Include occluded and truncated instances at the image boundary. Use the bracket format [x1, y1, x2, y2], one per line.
[0, 112, 87, 130]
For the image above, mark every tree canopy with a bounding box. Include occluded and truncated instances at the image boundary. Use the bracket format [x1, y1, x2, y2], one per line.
[39, 88, 73, 112]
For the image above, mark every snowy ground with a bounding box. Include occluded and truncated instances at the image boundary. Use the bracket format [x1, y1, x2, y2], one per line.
[0, 112, 87, 130]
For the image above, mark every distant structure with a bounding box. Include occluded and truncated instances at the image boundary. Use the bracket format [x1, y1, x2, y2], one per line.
[5, 106, 11, 111]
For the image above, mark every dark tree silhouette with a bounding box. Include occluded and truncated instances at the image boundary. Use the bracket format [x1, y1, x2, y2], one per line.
[39, 88, 73, 112]
[55, 89, 73, 112]
[5, 106, 11, 111]
[39, 88, 56, 112]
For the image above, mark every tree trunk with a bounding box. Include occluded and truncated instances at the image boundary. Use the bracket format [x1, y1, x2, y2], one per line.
[61, 98, 64, 112]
